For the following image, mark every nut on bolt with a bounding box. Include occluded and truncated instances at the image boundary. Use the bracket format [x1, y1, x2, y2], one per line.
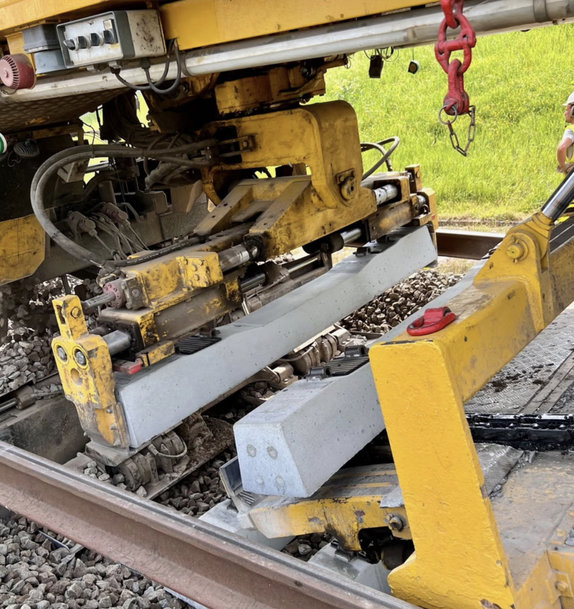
[386, 514, 406, 532]
[74, 349, 87, 366]
[56, 346, 67, 362]
[339, 176, 356, 201]
[506, 238, 526, 262]
[555, 580, 569, 594]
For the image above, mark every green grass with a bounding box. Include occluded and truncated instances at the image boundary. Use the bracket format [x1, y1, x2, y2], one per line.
[321, 23, 574, 220]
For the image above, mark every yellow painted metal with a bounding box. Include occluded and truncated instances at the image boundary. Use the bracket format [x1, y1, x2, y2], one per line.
[124, 249, 223, 308]
[367, 211, 574, 609]
[0, 0, 428, 42]
[215, 65, 329, 115]
[160, 0, 429, 51]
[248, 464, 410, 551]
[99, 278, 241, 348]
[198, 102, 380, 256]
[198, 174, 375, 257]
[52, 295, 129, 448]
[137, 341, 175, 368]
[204, 102, 367, 209]
[98, 243, 242, 348]
[0, 215, 45, 286]
[0, 0, 142, 33]
[5, 31, 27, 55]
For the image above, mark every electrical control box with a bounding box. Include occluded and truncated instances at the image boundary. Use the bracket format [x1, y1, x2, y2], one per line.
[57, 10, 166, 68]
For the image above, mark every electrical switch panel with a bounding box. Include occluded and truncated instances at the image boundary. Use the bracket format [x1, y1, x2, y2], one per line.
[57, 10, 166, 68]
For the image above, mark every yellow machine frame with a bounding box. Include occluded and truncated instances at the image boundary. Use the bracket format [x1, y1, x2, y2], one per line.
[0, 0, 429, 47]
[369, 212, 574, 609]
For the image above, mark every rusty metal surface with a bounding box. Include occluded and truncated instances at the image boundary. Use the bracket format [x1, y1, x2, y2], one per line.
[436, 228, 503, 259]
[0, 441, 416, 609]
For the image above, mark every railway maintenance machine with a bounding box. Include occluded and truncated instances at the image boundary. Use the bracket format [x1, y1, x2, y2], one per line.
[2, 1, 574, 608]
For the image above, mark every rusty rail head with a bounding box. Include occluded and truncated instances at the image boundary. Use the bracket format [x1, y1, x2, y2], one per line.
[435, 228, 503, 260]
[0, 441, 416, 609]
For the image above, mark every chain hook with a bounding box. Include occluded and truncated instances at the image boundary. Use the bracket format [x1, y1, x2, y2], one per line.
[438, 105, 476, 157]
[435, 0, 477, 155]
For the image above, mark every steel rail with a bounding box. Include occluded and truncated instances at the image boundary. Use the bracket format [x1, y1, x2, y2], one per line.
[436, 229, 503, 259]
[0, 441, 416, 609]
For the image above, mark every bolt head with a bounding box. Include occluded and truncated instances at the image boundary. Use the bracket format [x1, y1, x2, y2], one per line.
[556, 581, 569, 594]
[56, 346, 67, 362]
[506, 240, 526, 261]
[387, 514, 405, 531]
[74, 349, 87, 366]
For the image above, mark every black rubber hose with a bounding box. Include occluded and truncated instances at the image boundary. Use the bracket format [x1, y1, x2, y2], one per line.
[361, 137, 401, 180]
[30, 142, 215, 267]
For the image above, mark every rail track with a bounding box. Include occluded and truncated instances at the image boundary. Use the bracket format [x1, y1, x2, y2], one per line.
[0, 443, 419, 609]
[0, 230, 500, 608]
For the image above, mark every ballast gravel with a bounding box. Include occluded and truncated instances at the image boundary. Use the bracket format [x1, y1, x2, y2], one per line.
[0, 268, 462, 604]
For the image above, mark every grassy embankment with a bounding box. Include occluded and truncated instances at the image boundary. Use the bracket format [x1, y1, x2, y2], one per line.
[322, 23, 574, 222]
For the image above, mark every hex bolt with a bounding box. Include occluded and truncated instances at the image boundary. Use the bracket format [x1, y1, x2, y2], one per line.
[74, 349, 87, 366]
[506, 240, 526, 261]
[56, 346, 68, 362]
[339, 176, 356, 201]
[387, 514, 405, 532]
[555, 581, 569, 594]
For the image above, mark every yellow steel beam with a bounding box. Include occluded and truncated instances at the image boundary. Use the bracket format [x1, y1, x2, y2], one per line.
[1, 0, 431, 42]
[161, 0, 430, 51]
[0, 0, 141, 33]
[368, 212, 574, 609]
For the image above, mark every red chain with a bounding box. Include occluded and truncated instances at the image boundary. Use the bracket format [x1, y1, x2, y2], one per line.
[435, 0, 476, 115]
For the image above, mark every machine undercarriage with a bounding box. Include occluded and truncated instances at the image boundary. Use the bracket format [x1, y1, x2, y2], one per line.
[2, 1, 574, 608]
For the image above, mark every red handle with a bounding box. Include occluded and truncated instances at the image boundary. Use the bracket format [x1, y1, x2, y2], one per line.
[407, 307, 457, 336]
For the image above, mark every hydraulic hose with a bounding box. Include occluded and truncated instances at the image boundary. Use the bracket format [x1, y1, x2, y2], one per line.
[361, 137, 400, 180]
[30, 141, 215, 268]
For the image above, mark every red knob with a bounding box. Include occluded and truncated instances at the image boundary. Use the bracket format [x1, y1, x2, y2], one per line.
[0, 54, 36, 90]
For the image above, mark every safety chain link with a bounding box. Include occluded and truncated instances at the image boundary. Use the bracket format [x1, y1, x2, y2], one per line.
[438, 105, 476, 157]
[435, 0, 477, 156]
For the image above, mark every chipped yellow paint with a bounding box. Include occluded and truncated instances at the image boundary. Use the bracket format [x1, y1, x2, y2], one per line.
[198, 103, 383, 256]
[214, 64, 329, 115]
[202, 102, 369, 211]
[52, 295, 129, 448]
[137, 341, 175, 367]
[123, 249, 223, 307]
[0, 215, 45, 286]
[248, 465, 411, 551]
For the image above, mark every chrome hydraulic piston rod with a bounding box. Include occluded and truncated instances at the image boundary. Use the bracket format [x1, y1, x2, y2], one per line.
[541, 170, 574, 221]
